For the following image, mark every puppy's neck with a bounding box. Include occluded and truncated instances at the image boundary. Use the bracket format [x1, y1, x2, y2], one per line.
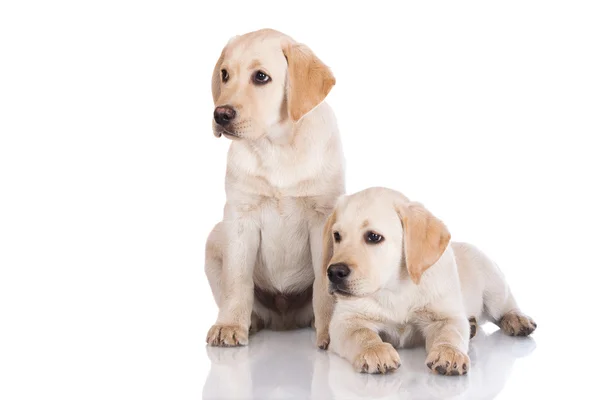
[264, 102, 327, 146]
[264, 118, 296, 145]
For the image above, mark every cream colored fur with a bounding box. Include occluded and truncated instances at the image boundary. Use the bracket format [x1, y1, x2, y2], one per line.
[205, 29, 344, 347]
[323, 187, 536, 375]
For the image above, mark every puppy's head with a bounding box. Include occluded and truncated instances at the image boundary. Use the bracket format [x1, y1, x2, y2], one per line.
[211, 28, 335, 140]
[322, 187, 451, 297]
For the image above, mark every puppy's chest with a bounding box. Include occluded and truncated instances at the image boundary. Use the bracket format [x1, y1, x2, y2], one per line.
[258, 149, 319, 183]
[253, 198, 314, 293]
[232, 148, 329, 198]
[349, 290, 418, 325]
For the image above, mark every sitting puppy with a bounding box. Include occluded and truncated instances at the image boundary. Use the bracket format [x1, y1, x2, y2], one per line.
[322, 187, 536, 376]
[205, 28, 343, 347]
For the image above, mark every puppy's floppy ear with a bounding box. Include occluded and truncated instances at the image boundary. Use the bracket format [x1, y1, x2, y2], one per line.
[212, 36, 238, 104]
[396, 201, 451, 285]
[321, 210, 337, 278]
[211, 51, 225, 104]
[282, 42, 336, 122]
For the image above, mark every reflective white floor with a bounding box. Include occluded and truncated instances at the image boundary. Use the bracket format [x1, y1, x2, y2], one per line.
[202, 325, 538, 400]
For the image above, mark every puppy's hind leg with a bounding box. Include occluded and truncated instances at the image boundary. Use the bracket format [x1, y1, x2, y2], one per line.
[496, 303, 537, 337]
[476, 247, 537, 337]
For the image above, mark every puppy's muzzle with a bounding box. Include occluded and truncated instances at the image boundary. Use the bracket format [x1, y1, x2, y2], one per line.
[327, 263, 350, 284]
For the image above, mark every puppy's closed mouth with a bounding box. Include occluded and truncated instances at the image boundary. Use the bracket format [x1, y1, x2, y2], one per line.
[329, 285, 353, 297]
[214, 127, 241, 140]
[223, 131, 241, 139]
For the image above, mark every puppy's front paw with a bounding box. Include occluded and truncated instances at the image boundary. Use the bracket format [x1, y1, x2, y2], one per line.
[426, 345, 470, 376]
[206, 324, 249, 347]
[316, 330, 330, 350]
[353, 343, 401, 374]
[499, 311, 537, 337]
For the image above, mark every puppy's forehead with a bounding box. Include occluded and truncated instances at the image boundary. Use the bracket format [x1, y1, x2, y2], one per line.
[224, 30, 287, 68]
[336, 190, 398, 228]
[227, 37, 281, 58]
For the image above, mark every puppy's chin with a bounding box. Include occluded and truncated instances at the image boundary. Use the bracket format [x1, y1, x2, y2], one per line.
[222, 132, 242, 140]
[213, 126, 242, 140]
[328, 284, 355, 297]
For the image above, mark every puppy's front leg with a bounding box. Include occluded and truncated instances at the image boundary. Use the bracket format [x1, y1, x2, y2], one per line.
[310, 221, 334, 350]
[206, 215, 260, 347]
[418, 313, 470, 376]
[329, 317, 400, 374]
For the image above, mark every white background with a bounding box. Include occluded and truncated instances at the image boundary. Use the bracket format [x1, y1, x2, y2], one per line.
[1, 1, 599, 399]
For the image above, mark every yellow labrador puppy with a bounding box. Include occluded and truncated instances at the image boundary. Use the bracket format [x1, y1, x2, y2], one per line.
[205, 29, 343, 347]
[322, 187, 536, 375]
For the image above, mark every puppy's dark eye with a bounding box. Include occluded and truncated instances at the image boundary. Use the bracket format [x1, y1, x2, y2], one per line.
[221, 69, 229, 83]
[253, 70, 270, 84]
[365, 231, 384, 244]
[333, 231, 341, 243]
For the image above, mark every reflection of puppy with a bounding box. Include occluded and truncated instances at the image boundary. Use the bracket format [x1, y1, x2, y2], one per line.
[322, 187, 536, 375]
[202, 328, 536, 399]
[316, 328, 536, 400]
[464, 329, 536, 399]
[203, 330, 319, 400]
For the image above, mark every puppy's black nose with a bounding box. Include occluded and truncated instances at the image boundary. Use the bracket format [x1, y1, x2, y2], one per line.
[214, 105, 236, 126]
[327, 263, 350, 284]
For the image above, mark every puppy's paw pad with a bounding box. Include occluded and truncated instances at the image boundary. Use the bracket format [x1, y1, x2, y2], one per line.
[353, 343, 401, 374]
[500, 312, 537, 337]
[206, 324, 249, 347]
[426, 345, 470, 376]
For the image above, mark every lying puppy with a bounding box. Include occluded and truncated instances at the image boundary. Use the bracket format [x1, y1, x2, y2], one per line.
[322, 187, 536, 375]
[205, 29, 344, 347]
